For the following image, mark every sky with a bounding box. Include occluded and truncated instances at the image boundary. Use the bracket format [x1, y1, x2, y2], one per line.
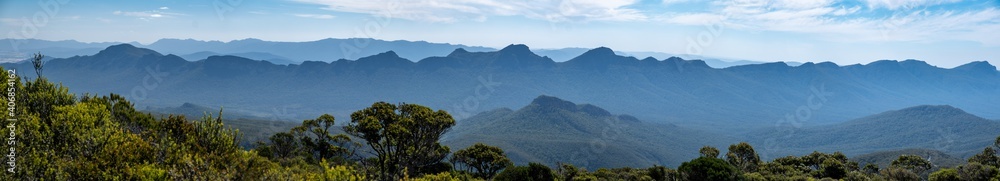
[1, 0, 998, 68]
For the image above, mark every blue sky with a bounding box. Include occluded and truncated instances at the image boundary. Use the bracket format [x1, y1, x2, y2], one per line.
[1, 0, 998, 67]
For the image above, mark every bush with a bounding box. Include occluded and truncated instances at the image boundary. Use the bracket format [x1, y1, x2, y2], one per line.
[928, 168, 959, 181]
[881, 167, 919, 181]
[678, 157, 740, 181]
[494, 163, 555, 181]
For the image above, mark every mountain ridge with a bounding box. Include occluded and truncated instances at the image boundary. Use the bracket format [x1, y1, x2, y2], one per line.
[3, 44, 998, 133]
[445, 95, 731, 169]
[746, 104, 1000, 159]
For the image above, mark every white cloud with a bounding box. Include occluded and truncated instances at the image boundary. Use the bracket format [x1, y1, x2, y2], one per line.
[0, 18, 20, 26]
[96, 18, 113, 23]
[861, 0, 961, 10]
[160, 7, 169, 10]
[659, 13, 724, 25]
[658, 0, 1000, 46]
[290, 0, 646, 22]
[662, 0, 692, 5]
[113, 10, 184, 20]
[293, 14, 336, 19]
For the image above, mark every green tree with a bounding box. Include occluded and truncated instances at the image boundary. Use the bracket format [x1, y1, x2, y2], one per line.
[256, 132, 304, 160]
[820, 157, 847, 179]
[31, 52, 44, 78]
[881, 167, 919, 181]
[494, 163, 554, 181]
[647, 165, 670, 181]
[678, 157, 740, 181]
[452, 143, 512, 179]
[292, 114, 357, 164]
[891, 154, 932, 175]
[700, 146, 720, 158]
[80, 93, 156, 134]
[928, 168, 960, 181]
[968, 147, 1000, 168]
[346, 102, 456, 180]
[956, 162, 999, 181]
[862, 163, 880, 175]
[726, 142, 761, 173]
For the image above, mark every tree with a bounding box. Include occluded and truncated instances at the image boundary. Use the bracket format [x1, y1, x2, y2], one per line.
[891, 154, 932, 175]
[494, 163, 554, 181]
[726, 142, 761, 173]
[647, 165, 670, 181]
[862, 163, 880, 175]
[32, 52, 44, 78]
[292, 114, 357, 164]
[928, 168, 960, 181]
[700, 146, 720, 158]
[881, 167, 919, 181]
[345, 102, 456, 180]
[678, 157, 740, 181]
[956, 162, 999, 181]
[80, 93, 156, 134]
[452, 143, 512, 179]
[968, 147, 1000, 168]
[820, 157, 847, 179]
[257, 132, 303, 160]
[995, 135, 1000, 150]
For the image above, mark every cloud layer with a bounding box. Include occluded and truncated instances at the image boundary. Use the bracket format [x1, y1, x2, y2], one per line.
[290, 0, 647, 22]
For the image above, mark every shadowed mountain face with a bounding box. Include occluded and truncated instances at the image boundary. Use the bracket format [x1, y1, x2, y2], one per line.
[443, 95, 731, 169]
[3, 44, 998, 133]
[745, 105, 1000, 159]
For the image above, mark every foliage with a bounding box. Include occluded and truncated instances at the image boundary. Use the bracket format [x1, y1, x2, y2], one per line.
[726, 142, 761, 173]
[494, 162, 555, 181]
[291, 114, 358, 164]
[678, 157, 740, 181]
[956, 162, 999, 181]
[880, 167, 920, 181]
[346, 102, 456, 180]
[406, 171, 482, 181]
[322, 160, 366, 181]
[929, 168, 960, 181]
[891, 154, 933, 175]
[452, 143, 512, 179]
[700, 146, 720, 158]
[969, 147, 1000, 168]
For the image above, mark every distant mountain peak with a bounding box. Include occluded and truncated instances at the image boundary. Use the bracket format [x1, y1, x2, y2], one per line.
[528, 95, 613, 117]
[498, 44, 533, 55]
[95, 43, 162, 58]
[580, 47, 616, 57]
[530, 95, 576, 110]
[895, 105, 965, 114]
[954, 61, 997, 72]
[180, 102, 209, 109]
[448, 48, 470, 56]
[564, 47, 633, 68]
[853, 105, 979, 125]
[374, 50, 400, 58]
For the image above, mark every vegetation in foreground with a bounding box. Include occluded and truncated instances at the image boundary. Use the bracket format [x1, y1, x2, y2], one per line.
[2, 58, 999, 180]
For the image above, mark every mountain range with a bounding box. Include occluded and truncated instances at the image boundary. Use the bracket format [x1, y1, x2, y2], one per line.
[3, 42, 997, 169]
[0, 38, 768, 68]
[3, 43, 996, 132]
[443, 96, 998, 169]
